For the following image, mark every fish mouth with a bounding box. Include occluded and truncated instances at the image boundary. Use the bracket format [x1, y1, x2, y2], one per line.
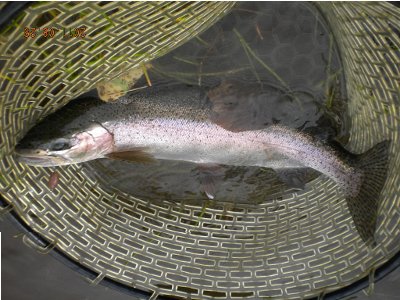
[15, 149, 71, 167]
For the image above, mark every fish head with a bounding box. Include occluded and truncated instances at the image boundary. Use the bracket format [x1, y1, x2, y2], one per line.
[15, 123, 114, 167]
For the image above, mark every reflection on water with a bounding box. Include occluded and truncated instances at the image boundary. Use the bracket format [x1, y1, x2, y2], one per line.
[83, 2, 348, 205]
[208, 80, 322, 131]
[84, 158, 321, 205]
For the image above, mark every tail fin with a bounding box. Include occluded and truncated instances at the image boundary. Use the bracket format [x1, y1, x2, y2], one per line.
[346, 140, 391, 247]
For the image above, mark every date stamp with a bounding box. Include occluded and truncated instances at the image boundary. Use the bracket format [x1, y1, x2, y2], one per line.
[24, 26, 86, 39]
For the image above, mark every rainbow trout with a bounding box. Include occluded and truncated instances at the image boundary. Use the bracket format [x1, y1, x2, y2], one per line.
[15, 84, 390, 246]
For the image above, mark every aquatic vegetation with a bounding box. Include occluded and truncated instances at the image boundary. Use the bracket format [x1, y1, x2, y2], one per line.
[100, 11, 116, 28]
[0, 11, 25, 35]
[141, 63, 152, 87]
[233, 28, 290, 91]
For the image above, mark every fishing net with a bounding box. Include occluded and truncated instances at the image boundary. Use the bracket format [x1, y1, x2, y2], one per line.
[0, 2, 399, 299]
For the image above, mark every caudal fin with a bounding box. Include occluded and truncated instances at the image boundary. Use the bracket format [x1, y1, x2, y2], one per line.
[346, 140, 391, 247]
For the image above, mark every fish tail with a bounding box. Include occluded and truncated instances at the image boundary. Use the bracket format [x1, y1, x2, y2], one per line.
[346, 140, 391, 247]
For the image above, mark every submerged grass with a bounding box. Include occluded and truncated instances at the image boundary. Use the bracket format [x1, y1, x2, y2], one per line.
[234, 28, 307, 109]
[363, 268, 376, 296]
[0, 11, 25, 34]
[324, 33, 335, 108]
[194, 200, 209, 226]
[100, 11, 116, 27]
[234, 28, 261, 84]
[0, 73, 33, 92]
[110, 54, 128, 62]
[173, 56, 200, 66]
[132, 52, 149, 58]
[233, 28, 290, 91]
[151, 64, 251, 85]
[105, 85, 149, 97]
[195, 35, 211, 48]
[141, 63, 152, 87]
[326, 84, 336, 109]
[0, 73, 17, 84]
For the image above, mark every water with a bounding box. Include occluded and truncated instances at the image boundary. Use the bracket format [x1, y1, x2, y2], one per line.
[83, 2, 348, 205]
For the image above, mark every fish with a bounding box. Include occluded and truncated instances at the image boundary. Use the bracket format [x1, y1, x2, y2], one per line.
[15, 83, 390, 246]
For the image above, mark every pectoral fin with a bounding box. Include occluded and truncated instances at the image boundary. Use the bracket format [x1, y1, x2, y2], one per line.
[199, 175, 217, 200]
[197, 164, 224, 199]
[106, 148, 156, 164]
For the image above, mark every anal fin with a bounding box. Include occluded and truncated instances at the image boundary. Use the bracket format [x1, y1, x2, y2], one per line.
[275, 168, 319, 190]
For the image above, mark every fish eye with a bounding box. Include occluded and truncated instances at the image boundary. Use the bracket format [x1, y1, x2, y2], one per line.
[50, 139, 70, 151]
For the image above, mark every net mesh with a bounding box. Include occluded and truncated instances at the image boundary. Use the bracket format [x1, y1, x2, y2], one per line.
[0, 2, 399, 299]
